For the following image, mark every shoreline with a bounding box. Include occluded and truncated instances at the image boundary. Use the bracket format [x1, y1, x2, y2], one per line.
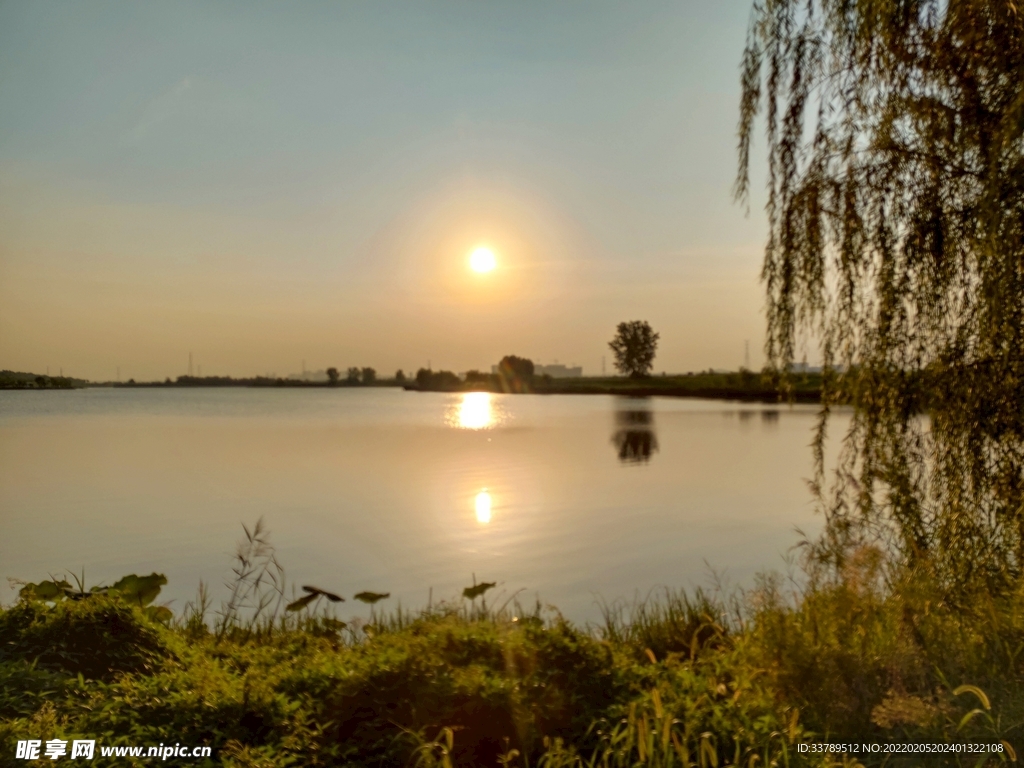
[403, 384, 820, 403]
[2, 371, 824, 404]
[405, 372, 823, 403]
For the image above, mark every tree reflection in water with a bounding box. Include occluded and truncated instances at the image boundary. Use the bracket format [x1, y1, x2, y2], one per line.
[611, 398, 659, 464]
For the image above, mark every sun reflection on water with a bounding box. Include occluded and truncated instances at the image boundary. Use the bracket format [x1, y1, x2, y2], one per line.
[453, 392, 494, 430]
[475, 490, 492, 524]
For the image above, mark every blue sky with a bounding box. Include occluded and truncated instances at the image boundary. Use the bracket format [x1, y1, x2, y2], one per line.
[0, 1, 769, 380]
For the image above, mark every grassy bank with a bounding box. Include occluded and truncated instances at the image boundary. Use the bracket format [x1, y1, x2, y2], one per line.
[1, 555, 1020, 766]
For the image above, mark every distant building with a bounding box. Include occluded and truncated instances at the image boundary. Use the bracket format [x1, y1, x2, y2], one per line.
[536, 363, 582, 378]
[288, 369, 329, 382]
[788, 362, 823, 373]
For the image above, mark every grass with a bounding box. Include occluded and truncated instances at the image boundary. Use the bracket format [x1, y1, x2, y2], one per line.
[1, 531, 1022, 767]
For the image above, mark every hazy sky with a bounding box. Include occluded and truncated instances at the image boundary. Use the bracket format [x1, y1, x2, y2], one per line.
[0, 1, 769, 381]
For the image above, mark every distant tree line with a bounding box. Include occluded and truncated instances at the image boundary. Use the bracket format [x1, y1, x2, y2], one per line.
[168, 370, 400, 388]
[413, 368, 461, 391]
[86, 370, 408, 388]
[409, 355, 539, 393]
[0, 371, 81, 389]
[409, 320, 660, 393]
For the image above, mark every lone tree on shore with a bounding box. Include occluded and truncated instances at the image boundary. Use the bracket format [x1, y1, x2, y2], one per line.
[497, 355, 533, 381]
[737, 0, 1024, 591]
[608, 321, 659, 378]
[326, 367, 339, 386]
[496, 355, 534, 393]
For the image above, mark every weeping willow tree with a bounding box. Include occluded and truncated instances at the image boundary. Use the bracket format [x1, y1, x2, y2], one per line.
[736, 0, 1024, 593]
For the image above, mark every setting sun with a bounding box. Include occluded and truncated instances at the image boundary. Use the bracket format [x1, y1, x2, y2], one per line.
[469, 247, 497, 273]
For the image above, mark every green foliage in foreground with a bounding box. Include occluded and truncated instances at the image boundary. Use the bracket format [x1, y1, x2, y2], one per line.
[1, 561, 1022, 767]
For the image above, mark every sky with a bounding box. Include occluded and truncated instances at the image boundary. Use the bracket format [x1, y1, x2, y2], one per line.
[0, 1, 769, 381]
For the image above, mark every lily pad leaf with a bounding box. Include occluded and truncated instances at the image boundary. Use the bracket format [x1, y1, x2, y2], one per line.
[353, 591, 390, 604]
[286, 593, 319, 612]
[19, 580, 71, 601]
[301, 585, 344, 602]
[110, 573, 167, 607]
[462, 582, 497, 600]
[144, 606, 174, 625]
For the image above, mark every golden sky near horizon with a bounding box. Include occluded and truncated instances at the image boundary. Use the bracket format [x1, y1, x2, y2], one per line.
[0, 2, 770, 381]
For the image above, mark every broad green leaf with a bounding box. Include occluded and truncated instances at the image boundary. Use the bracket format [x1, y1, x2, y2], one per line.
[19, 580, 71, 601]
[286, 593, 318, 612]
[301, 585, 344, 602]
[353, 591, 390, 604]
[144, 606, 173, 625]
[110, 573, 167, 607]
[462, 582, 496, 600]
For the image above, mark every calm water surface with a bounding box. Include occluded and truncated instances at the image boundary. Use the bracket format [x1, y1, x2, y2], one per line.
[0, 388, 835, 622]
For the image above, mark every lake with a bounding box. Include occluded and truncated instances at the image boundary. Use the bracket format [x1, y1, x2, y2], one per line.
[0, 387, 834, 623]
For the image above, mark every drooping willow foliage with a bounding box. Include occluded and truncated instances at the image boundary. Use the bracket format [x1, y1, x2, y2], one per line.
[736, 0, 1024, 593]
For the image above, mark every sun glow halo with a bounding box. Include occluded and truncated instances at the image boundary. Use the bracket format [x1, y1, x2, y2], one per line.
[457, 392, 493, 429]
[469, 247, 497, 273]
[475, 490, 492, 524]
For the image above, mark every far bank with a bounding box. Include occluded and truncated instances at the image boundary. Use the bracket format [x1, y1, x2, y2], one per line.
[406, 370, 823, 404]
